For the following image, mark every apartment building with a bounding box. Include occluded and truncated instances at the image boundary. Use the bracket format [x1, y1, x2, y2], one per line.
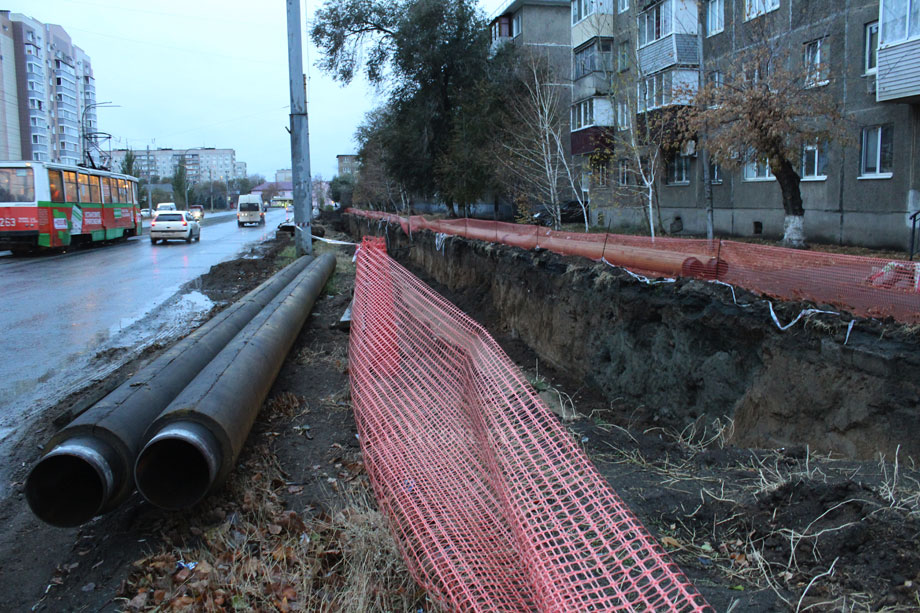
[0, 12, 99, 166]
[571, 0, 920, 249]
[336, 154, 358, 177]
[110, 147, 246, 183]
[490, 0, 574, 155]
[0, 13, 21, 159]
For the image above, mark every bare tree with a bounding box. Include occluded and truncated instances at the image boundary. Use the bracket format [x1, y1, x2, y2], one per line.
[496, 53, 587, 231]
[682, 16, 846, 248]
[312, 174, 329, 209]
[580, 8, 688, 240]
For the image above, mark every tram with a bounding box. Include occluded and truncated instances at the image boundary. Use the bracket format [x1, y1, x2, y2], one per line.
[0, 161, 142, 253]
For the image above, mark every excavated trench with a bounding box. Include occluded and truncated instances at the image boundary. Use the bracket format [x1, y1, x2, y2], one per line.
[349, 216, 920, 461]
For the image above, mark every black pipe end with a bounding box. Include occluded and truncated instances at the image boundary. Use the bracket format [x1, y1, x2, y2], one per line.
[135, 421, 219, 510]
[26, 442, 114, 528]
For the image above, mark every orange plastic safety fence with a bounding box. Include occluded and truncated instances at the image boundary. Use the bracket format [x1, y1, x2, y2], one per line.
[349, 209, 920, 323]
[349, 236, 712, 612]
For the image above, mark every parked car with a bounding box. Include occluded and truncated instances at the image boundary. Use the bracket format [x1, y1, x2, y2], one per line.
[532, 200, 587, 226]
[150, 211, 201, 244]
[156, 202, 177, 212]
[188, 205, 204, 221]
[140, 208, 152, 218]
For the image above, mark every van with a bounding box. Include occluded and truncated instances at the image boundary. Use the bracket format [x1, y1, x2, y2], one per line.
[237, 195, 264, 227]
[156, 202, 177, 211]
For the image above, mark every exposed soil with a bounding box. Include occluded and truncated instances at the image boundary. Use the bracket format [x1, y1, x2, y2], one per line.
[0, 214, 917, 612]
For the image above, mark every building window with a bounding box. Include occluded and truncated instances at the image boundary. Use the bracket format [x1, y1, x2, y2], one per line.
[710, 161, 722, 184]
[574, 44, 597, 79]
[618, 159, 630, 185]
[617, 40, 630, 71]
[639, 71, 672, 111]
[618, 0, 629, 12]
[571, 0, 595, 24]
[571, 98, 595, 130]
[595, 165, 609, 187]
[880, 0, 920, 44]
[667, 155, 690, 185]
[638, 0, 673, 47]
[617, 100, 630, 130]
[744, 0, 780, 21]
[804, 38, 829, 86]
[707, 0, 724, 36]
[744, 158, 774, 180]
[865, 21, 879, 73]
[512, 12, 522, 37]
[801, 142, 828, 179]
[860, 124, 893, 177]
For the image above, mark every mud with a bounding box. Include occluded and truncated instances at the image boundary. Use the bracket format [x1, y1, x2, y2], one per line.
[350, 216, 920, 462]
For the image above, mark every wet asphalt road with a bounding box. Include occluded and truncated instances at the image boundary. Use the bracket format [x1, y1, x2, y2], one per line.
[0, 208, 288, 421]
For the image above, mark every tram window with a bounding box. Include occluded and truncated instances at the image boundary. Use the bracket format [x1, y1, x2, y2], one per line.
[78, 173, 92, 203]
[116, 179, 127, 203]
[62, 171, 79, 202]
[0, 168, 35, 202]
[130, 182, 138, 204]
[101, 177, 113, 203]
[89, 175, 102, 203]
[48, 170, 65, 203]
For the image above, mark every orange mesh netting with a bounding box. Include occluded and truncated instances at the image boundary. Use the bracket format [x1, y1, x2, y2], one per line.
[349, 209, 920, 323]
[349, 237, 712, 612]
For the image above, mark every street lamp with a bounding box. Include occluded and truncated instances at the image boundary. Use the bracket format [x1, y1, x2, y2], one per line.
[81, 101, 119, 169]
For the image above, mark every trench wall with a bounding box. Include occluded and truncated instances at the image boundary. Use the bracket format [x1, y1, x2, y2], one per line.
[349, 217, 920, 460]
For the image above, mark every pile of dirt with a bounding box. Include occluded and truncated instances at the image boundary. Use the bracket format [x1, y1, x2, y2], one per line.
[351, 215, 920, 462]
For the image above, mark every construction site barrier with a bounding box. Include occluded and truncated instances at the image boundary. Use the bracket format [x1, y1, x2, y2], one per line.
[348, 208, 920, 324]
[350, 236, 712, 611]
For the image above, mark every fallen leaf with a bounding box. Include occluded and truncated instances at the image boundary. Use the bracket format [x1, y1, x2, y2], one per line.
[269, 524, 283, 535]
[127, 592, 148, 610]
[661, 536, 681, 549]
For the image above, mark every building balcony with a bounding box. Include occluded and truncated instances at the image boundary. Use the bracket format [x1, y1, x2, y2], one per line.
[571, 126, 614, 157]
[876, 37, 920, 103]
[637, 33, 699, 76]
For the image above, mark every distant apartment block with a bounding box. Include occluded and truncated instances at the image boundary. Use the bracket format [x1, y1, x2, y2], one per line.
[0, 12, 100, 165]
[0, 13, 21, 159]
[110, 147, 247, 182]
[336, 154, 358, 177]
[275, 168, 292, 182]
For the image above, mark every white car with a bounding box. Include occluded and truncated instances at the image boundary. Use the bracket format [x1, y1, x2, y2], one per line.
[150, 211, 201, 244]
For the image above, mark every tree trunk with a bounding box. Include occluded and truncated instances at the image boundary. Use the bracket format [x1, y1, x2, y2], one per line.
[772, 158, 806, 248]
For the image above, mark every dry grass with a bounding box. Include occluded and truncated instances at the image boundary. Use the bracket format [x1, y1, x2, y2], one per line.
[118, 400, 428, 612]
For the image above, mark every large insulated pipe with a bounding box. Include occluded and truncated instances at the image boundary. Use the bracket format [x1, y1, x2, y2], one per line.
[26, 255, 314, 527]
[135, 252, 336, 509]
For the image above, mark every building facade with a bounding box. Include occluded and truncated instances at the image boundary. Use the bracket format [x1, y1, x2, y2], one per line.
[0, 12, 21, 159]
[335, 154, 358, 177]
[0, 12, 99, 166]
[571, 0, 920, 250]
[110, 147, 246, 183]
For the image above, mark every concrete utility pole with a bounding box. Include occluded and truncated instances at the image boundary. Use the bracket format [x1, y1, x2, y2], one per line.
[146, 144, 152, 211]
[286, 0, 313, 256]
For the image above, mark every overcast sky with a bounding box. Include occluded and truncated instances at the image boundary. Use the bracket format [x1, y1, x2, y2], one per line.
[19, 0, 510, 180]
